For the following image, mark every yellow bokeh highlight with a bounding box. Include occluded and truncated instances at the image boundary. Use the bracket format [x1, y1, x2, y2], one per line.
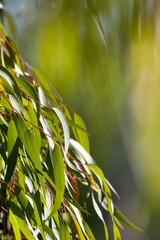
[129, 28, 160, 209]
[35, 16, 80, 95]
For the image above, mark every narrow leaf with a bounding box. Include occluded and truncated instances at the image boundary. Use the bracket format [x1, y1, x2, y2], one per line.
[9, 210, 21, 240]
[89, 164, 111, 197]
[5, 139, 18, 183]
[83, 221, 96, 240]
[53, 107, 70, 154]
[113, 223, 121, 240]
[74, 112, 90, 153]
[0, 66, 23, 107]
[114, 206, 142, 231]
[70, 139, 95, 164]
[47, 145, 65, 219]
[60, 222, 70, 240]
[10, 201, 35, 240]
[7, 119, 17, 156]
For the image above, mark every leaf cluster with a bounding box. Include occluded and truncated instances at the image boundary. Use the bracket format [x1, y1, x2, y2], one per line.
[0, 23, 139, 239]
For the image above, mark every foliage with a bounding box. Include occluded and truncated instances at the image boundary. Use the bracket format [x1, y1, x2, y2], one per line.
[0, 22, 139, 239]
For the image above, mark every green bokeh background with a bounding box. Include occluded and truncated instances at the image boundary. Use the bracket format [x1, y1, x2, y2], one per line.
[4, 0, 160, 239]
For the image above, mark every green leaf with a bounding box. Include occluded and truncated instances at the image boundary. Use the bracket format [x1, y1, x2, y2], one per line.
[47, 145, 65, 219]
[27, 102, 41, 150]
[5, 139, 18, 183]
[103, 222, 109, 240]
[7, 119, 18, 156]
[15, 186, 34, 219]
[114, 206, 142, 231]
[113, 223, 121, 240]
[70, 204, 87, 237]
[10, 201, 35, 240]
[0, 66, 23, 108]
[0, 22, 8, 36]
[16, 76, 40, 117]
[83, 221, 96, 240]
[88, 164, 111, 197]
[24, 128, 42, 172]
[53, 107, 70, 154]
[24, 128, 45, 192]
[74, 112, 90, 153]
[33, 191, 45, 239]
[13, 113, 26, 144]
[42, 222, 58, 239]
[71, 213, 86, 240]
[15, 187, 45, 239]
[40, 116, 55, 150]
[70, 139, 95, 164]
[33, 66, 59, 105]
[6, 36, 24, 71]
[9, 210, 21, 240]
[60, 222, 70, 240]
[9, 95, 20, 112]
[92, 193, 109, 240]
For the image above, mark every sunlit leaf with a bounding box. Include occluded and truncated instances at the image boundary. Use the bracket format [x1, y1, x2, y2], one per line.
[70, 138, 95, 164]
[7, 119, 17, 156]
[113, 223, 121, 240]
[73, 112, 90, 153]
[9, 210, 21, 240]
[53, 107, 70, 154]
[88, 164, 111, 197]
[92, 193, 109, 240]
[24, 128, 42, 172]
[16, 75, 40, 116]
[0, 66, 23, 107]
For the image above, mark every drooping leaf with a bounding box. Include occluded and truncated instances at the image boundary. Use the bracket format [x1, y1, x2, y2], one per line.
[70, 138, 95, 164]
[60, 221, 70, 240]
[16, 75, 40, 116]
[92, 193, 109, 240]
[5, 138, 18, 183]
[13, 113, 26, 144]
[15, 186, 34, 219]
[24, 128, 42, 172]
[42, 222, 59, 240]
[70, 204, 87, 238]
[32, 191, 45, 239]
[88, 164, 111, 197]
[53, 107, 70, 155]
[114, 206, 142, 231]
[9, 210, 21, 240]
[73, 112, 90, 153]
[113, 223, 121, 240]
[70, 213, 86, 240]
[6, 36, 24, 71]
[27, 102, 41, 150]
[0, 66, 23, 108]
[83, 221, 96, 240]
[47, 145, 65, 219]
[7, 119, 17, 156]
[10, 201, 35, 240]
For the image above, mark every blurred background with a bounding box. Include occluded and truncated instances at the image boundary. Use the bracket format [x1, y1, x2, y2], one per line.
[3, 0, 160, 239]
